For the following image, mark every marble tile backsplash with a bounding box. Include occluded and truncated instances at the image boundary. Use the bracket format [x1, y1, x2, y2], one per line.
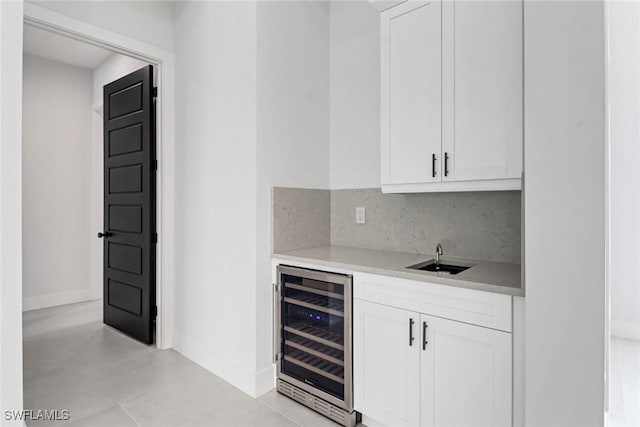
[273, 187, 521, 264]
[331, 188, 521, 263]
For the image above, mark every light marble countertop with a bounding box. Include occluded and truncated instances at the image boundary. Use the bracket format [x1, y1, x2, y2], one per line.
[273, 245, 524, 297]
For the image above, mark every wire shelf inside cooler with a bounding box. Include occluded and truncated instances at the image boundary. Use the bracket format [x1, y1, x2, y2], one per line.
[283, 291, 344, 317]
[285, 332, 344, 366]
[284, 347, 345, 385]
[284, 321, 344, 350]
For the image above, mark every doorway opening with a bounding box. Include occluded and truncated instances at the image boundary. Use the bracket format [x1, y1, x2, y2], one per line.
[22, 23, 153, 319]
[21, 17, 169, 425]
[606, 1, 640, 425]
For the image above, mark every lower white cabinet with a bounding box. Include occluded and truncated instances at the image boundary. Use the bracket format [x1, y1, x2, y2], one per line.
[354, 300, 421, 427]
[420, 314, 512, 427]
[355, 299, 512, 427]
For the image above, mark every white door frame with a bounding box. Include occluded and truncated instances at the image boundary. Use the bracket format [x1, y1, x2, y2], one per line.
[23, 3, 175, 349]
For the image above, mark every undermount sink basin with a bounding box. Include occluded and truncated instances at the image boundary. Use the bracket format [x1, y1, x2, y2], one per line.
[407, 260, 471, 275]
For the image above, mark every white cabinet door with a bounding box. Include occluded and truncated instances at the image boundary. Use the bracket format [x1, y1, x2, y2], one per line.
[442, 0, 523, 182]
[420, 314, 512, 427]
[381, 0, 442, 185]
[354, 300, 420, 427]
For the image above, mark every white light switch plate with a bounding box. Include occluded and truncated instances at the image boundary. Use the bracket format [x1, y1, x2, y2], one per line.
[356, 207, 366, 224]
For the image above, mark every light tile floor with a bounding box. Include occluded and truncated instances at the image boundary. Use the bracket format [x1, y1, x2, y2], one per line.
[27, 301, 638, 427]
[23, 301, 339, 427]
[609, 336, 640, 427]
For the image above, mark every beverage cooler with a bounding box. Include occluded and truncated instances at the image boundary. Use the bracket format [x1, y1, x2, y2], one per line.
[274, 265, 359, 426]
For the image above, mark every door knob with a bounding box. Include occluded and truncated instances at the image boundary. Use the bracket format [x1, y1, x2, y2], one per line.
[97, 231, 112, 238]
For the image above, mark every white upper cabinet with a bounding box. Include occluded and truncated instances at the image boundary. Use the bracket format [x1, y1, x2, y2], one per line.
[381, 0, 442, 185]
[380, 0, 523, 193]
[442, 0, 523, 182]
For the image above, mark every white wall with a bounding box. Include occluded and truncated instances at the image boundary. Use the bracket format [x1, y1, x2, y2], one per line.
[29, 0, 174, 52]
[329, 1, 380, 189]
[22, 54, 94, 311]
[256, 0, 330, 391]
[0, 0, 24, 422]
[89, 53, 148, 300]
[173, 1, 260, 396]
[524, 1, 606, 425]
[608, 0, 640, 341]
[173, 1, 332, 397]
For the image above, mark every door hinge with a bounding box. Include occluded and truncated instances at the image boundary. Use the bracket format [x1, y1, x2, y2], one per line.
[154, 160, 158, 170]
[153, 87, 158, 98]
[153, 306, 158, 318]
[273, 282, 280, 293]
[275, 352, 282, 362]
[153, 232, 158, 244]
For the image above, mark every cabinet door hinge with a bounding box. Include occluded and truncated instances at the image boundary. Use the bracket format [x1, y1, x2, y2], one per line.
[153, 306, 158, 318]
[153, 87, 158, 98]
[153, 233, 158, 244]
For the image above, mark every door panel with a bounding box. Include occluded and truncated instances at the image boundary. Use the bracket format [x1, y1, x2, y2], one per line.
[381, 0, 442, 185]
[108, 242, 142, 274]
[354, 300, 420, 427]
[102, 65, 156, 344]
[420, 314, 512, 427]
[108, 82, 143, 119]
[109, 205, 143, 233]
[109, 124, 143, 156]
[442, 0, 523, 181]
[109, 165, 142, 193]
[108, 280, 143, 315]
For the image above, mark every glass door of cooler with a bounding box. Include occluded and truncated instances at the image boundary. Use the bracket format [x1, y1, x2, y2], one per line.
[275, 266, 353, 409]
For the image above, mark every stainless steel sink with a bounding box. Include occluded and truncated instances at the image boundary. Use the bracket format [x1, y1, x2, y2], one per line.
[407, 260, 471, 275]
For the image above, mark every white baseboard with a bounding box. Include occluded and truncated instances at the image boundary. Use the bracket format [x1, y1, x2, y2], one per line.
[23, 289, 95, 312]
[255, 364, 276, 397]
[611, 319, 640, 341]
[173, 333, 273, 398]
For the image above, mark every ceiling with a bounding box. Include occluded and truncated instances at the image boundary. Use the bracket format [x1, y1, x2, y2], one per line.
[23, 24, 113, 69]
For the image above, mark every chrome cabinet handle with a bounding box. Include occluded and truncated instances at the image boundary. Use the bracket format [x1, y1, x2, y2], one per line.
[409, 318, 415, 346]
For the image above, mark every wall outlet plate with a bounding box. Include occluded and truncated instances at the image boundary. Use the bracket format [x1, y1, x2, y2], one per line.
[356, 207, 366, 224]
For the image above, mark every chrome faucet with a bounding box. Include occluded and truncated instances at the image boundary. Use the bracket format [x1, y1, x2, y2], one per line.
[435, 243, 443, 267]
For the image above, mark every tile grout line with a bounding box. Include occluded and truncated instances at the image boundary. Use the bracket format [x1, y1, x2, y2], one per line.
[118, 390, 148, 408]
[118, 402, 143, 427]
[256, 397, 309, 427]
[22, 319, 103, 342]
[75, 346, 155, 375]
[261, 393, 348, 427]
[22, 302, 103, 337]
[69, 326, 156, 375]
